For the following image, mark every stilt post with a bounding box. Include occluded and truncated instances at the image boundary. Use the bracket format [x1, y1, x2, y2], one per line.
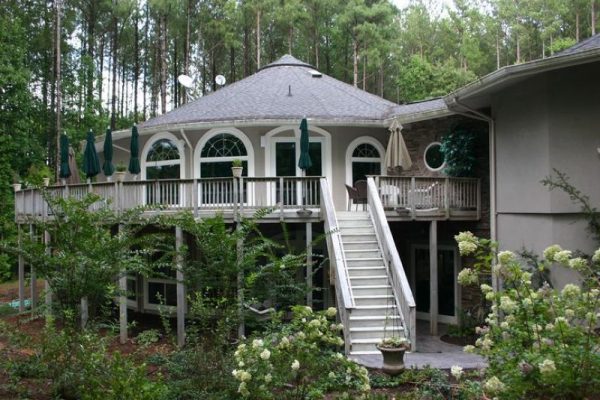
[175, 226, 186, 347]
[429, 220, 438, 336]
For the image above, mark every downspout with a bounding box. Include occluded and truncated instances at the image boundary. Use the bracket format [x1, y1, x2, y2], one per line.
[448, 98, 499, 291]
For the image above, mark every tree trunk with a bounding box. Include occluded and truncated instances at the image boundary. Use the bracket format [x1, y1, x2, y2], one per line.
[160, 12, 168, 115]
[55, 0, 62, 179]
[352, 39, 358, 87]
[593, 1, 597, 35]
[496, 30, 500, 70]
[183, 0, 192, 104]
[288, 26, 293, 54]
[173, 38, 178, 108]
[110, 0, 118, 131]
[243, 13, 250, 77]
[98, 34, 104, 114]
[134, 10, 139, 121]
[230, 46, 235, 83]
[379, 64, 384, 97]
[516, 31, 521, 64]
[576, 12, 580, 42]
[86, 1, 95, 113]
[256, 9, 261, 69]
[143, 2, 149, 120]
[362, 52, 367, 91]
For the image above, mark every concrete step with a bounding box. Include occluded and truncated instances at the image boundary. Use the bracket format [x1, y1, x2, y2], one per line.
[346, 257, 385, 267]
[337, 212, 369, 220]
[351, 304, 396, 317]
[350, 275, 389, 286]
[341, 233, 377, 243]
[353, 294, 395, 306]
[344, 249, 381, 259]
[349, 325, 403, 340]
[347, 266, 387, 277]
[351, 284, 391, 297]
[342, 241, 379, 250]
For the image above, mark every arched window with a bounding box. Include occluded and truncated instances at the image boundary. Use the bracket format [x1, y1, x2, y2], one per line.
[348, 141, 383, 185]
[199, 133, 249, 177]
[424, 142, 445, 171]
[145, 138, 181, 180]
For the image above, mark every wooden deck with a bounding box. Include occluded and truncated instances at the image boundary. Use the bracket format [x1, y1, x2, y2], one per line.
[13, 175, 481, 223]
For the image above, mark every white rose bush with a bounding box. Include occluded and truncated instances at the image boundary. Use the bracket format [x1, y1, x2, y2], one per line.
[232, 305, 370, 399]
[455, 232, 600, 399]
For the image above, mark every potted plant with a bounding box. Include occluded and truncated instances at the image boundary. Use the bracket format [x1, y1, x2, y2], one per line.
[12, 172, 21, 192]
[39, 165, 52, 186]
[231, 159, 243, 178]
[115, 163, 127, 182]
[377, 336, 410, 375]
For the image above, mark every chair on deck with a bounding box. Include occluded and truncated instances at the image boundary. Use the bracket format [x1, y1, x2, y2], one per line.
[354, 180, 368, 211]
[345, 184, 359, 211]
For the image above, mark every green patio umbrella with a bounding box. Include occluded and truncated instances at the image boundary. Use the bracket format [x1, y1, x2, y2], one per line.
[102, 127, 114, 177]
[59, 133, 71, 179]
[298, 118, 312, 171]
[82, 129, 101, 180]
[128, 125, 141, 175]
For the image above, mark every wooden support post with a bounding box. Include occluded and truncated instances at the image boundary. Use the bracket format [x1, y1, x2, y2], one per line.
[429, 220, 438, 336]
[119, 225, 128, 344]
[237, 234, 244, 339]
[81, 297, 88, 328]
[175, 226, 186, 347]
[44, 230, 52, 318]
[30, 224, 37, 311]
[18, 224, 25, 313]
[306, 222, 313, 307]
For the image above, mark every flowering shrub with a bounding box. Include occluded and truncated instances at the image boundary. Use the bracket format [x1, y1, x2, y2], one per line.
[456, 232, 600, 399]
[232, 306, 370, 399]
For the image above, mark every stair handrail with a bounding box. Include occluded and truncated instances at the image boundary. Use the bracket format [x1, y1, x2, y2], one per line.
[319, 178, 354, 354]
[366, 177, 417, 349]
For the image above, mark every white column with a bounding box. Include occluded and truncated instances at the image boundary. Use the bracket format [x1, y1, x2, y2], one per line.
[44, 230, 52, 318]
[80, 297, 88, 328]
[176, 226, 186, 347]
[429, 220, 438, 336]
[306, 222, 313, 307]
[30, 224, 37, 312]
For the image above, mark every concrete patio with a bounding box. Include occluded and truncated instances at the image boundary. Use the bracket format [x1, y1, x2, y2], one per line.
[350, 322, 487, 370]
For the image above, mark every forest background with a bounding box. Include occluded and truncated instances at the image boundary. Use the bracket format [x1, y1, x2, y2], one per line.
[0, 0, 598, 277]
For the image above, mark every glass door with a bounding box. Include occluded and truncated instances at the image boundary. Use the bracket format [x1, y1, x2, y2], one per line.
[274, 139, 323, 206]
[412, 246, 458, 324]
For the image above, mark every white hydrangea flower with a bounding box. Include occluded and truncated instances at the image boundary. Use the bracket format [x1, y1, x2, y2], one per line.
[457, 268, 478, 285]
[455, 231, 476, 243]
[561, 283, 581, 299]
[499, 296, 517, 313]
[480, 284, 493, 294]
[569, 257, 588, 271]
[309, 319, 321, 328]
[543, 245, 562, 262]
[565, 309, 575, 318]
[325, 307, 337, 317]
[458, 240, 478, 256]
[260, 349, 271, 360]
[328, 371, 336, 379]
[592, 248, 600, 263]
[279, 336, 290, 348]
[240, 371, 252, 382]
[264, 373, 272, 383]
[291, 359, 300, 371]
[554, 250, 572, 265]
[538, 359, 556, 375]
[500, 321, 509, 329]
[497, 250, 516, 266]
[463, 345, 476, 353]
[450, 365, 463, 380]
[484, 376, 505, 393]
[238, 361, 245, 367]
[252, 339, 264, 348]
[238, 381, 249, 396]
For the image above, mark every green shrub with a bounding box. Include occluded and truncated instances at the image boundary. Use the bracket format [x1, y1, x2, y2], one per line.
[456, 232, 600, 399]
[231, 306, 369, 399]
[440, 128, 478, 177]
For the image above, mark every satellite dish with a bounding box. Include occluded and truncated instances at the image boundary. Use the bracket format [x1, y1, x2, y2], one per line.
[215, 75, 226, 86]
[178, 74, 195, 89]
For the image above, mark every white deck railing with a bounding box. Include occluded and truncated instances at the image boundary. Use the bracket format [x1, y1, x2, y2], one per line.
[373, 176, 480, 219]
[367, 177, 417, 349]
[320, 178, 354, 354]
[14, 176, 323, 220]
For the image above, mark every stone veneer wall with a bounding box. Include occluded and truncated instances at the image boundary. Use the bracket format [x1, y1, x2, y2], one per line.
[389, 114, 491, 315]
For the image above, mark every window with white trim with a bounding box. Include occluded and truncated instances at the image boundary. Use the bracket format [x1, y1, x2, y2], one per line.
[199, 133, 249, 177]
[424, 142, 445, 171]
[350, 143, 382, 184]
[146, 139, 181, 180]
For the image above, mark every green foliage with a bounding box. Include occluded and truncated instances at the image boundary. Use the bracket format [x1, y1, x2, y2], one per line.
[440, 127, 479, 177]
[456, 232, 600, 399]
[549, 37, 577, 54]
[542, 169, 600, 244]
[9, 194, 170, 322]
[231, 305, 369, 399]
[135, 329, 162, 347]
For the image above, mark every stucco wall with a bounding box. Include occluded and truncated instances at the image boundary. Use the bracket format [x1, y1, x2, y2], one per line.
[493, 60, 600, 262]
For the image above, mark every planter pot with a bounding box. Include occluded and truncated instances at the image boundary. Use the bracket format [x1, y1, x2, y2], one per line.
[43, 177, 50, 187]
[231, 166, 243, 178]
[115, 172, 127, 182]
[12, 183, 22, 192]
[377, 345, 407, 375]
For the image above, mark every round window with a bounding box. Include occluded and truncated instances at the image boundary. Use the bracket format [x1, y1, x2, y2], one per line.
[424, 142, 445, 171]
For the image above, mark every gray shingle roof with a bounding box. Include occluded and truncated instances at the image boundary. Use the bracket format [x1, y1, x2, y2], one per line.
[555, 33, 600, 56]
[140, 55, 446, 129]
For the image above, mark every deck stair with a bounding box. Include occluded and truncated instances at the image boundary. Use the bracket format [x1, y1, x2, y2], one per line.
[337, 211, 405, 355]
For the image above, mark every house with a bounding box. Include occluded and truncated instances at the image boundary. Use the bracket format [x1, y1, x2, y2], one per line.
[443, 33, 600, 289]
[17, 31, 600, 356]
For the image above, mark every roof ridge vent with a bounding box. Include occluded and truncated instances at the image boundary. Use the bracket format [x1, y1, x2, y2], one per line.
[308, 69, 322, 78]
